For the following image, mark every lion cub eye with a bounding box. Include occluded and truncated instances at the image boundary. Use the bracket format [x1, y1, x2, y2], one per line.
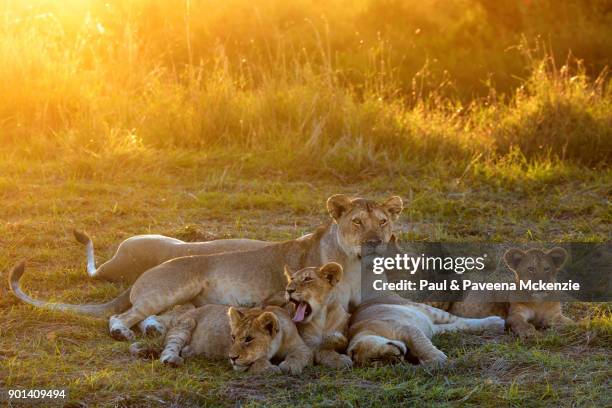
[303, 276, 314, 282]
[231, 335, 236, 341]
[527, 266, 535, 273]
[379, 219, 388, 226]
[352, 218, 362, 226]
[244, 336, 254, 344]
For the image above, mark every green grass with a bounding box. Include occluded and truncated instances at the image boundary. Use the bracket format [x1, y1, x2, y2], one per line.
[0, 155, 610, 407]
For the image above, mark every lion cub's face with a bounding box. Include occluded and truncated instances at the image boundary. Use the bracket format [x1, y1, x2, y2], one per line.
[327, 194, 403, 258]
[284, 262, 343, 324]
[504, 247, 568, 298]
[348, 335, 407, 367]
[227, 308, 280, 372]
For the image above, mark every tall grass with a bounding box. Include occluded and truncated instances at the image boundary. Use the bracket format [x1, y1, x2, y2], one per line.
[0, 0, 610, 169]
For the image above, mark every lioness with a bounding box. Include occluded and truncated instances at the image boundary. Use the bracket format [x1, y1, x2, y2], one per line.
[132, 304, 312, 374]
[9, 194, 403, 341]
[347, 296, 505, 367]
[283, 262, 353, 369]
[436, 247, 574, 337]
[73, 230, 270, 283]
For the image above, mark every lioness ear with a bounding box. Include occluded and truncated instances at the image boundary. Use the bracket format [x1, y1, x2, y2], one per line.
[256, 312, 279, 336]
[318, 262, 343, 286]
[228, 307, 245, 328]
[504, 248, 525, 271]
[382, 196, 403, 221]
[327, 194, 353, 220]
[283, 265, 294, 282]
[547, 247, 568, 270]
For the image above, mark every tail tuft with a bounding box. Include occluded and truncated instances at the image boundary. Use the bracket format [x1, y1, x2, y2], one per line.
[73, 229, 92, 245]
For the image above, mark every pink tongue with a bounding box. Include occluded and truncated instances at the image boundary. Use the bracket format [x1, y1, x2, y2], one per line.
[293, 303, 307, 322]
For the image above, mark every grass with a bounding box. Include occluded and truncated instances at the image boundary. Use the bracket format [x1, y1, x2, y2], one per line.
[0, 156, 610, 407]
[0, 0, 610, 406]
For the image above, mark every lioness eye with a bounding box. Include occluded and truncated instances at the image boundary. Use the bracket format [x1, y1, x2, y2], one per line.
[245, 336, 254, 343]
[352, 218, 362, 226]
[527, 267, 535, 273]
[380, 219, 388, 226]
[303, 276, 313, 282]
[231, 335, 236, 341]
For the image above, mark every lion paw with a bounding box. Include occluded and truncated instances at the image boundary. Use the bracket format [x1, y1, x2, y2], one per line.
[138, 316, 166, 337]
[483, 316, 506, 333]
[109, 325, 135, 342]
[160, 353, 184, 367]
[421, 350, 447, 367]
[320, 352, 353, 370]
[279, 360, 303, 375]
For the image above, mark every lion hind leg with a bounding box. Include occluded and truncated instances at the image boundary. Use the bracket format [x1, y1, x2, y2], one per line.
[395, 325, 447, 366]
[432, 316, 505, 335]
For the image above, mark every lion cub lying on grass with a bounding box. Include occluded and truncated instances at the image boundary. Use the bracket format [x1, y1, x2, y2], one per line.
[283, 262, 353, 369]
[131, 304, 312, 374]
[348, 296, 505, 367]
[435, 247, 574, 337]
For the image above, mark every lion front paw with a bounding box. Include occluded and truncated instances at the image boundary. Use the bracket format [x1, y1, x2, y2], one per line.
[319, 351, 353, 370]
[160, 352, 184, 367]
[138, 316, 166, 337]
[109, 325, 135, 341]
[279, 360, 304, 375]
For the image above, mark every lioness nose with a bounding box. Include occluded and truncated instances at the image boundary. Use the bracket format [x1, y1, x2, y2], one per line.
[229, 355, 238, 363]
[364, 239, 382, 246]
[286, 288, 295, 294]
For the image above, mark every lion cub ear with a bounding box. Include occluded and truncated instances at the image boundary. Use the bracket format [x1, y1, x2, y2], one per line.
[504, 248, 525, 271]
[382, 196, 403, 221]
[327, 194, 353, 220]
[228, 307, 245, 328]
[547, 247, 568, 270]
[317, 262, 343, 286]
[256, 312, 279, 337]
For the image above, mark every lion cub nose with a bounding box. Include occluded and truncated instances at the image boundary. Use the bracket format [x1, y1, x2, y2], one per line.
[286, 288, 295, 294]
[229, 355, 238, 363]
[365, 239, 382, 246]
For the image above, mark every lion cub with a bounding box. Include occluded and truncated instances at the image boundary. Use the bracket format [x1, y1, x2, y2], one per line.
[284, 262, 353, 369]
[445, 247, 574, 337]
[347, 296, 505, 367]
[131, 304, 312, 374]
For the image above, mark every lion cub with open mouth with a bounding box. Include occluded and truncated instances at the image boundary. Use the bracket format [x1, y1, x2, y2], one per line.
[131, 304, 312, 374]
[284, 262, 353, 369]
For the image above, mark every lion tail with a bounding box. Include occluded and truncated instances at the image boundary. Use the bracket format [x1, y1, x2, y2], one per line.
[73, 229, 98, 278]
[8, 262, 131, 317]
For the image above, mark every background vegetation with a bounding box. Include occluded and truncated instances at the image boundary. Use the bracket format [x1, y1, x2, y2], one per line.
[0, 0, 610, 406]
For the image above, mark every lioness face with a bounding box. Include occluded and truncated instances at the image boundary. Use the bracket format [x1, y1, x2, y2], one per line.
[504, 247, 568, 299]
[227, 308, 279, 372]
[327, 194, 403, 258]
[284, 262, 343, 324]
[348, 335, 407, 367]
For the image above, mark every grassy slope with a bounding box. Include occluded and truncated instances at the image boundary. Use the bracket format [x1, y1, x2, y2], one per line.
[0, 155, 610, 407]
